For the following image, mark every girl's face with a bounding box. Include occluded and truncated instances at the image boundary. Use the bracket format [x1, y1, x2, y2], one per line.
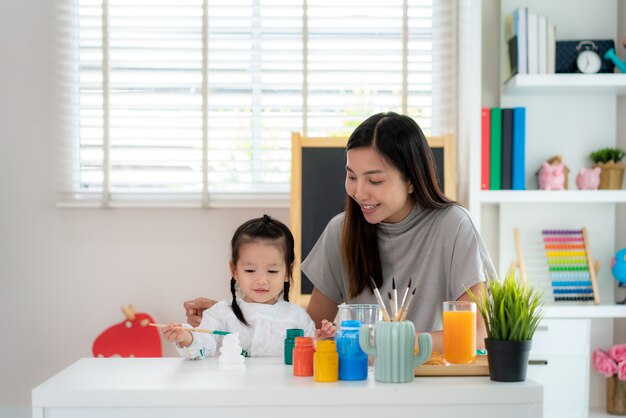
[230, 240, 289, 304]
[345, 146, 414, 224]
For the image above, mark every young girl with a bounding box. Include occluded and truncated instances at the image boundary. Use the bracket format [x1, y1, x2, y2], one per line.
[163, 215, 335, 359]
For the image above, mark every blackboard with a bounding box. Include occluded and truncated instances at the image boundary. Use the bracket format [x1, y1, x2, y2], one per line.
[290, 133, 456, 305]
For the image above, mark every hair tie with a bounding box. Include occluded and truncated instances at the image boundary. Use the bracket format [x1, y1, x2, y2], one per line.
[262, 214, 271, 225]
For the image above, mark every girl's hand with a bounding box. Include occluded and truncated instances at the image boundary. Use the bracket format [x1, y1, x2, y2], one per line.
[162, 323, 193, 347]
[314, 319, 337, 340]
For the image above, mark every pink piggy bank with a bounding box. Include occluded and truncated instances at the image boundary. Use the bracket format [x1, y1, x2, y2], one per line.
[576, 167, 601, 190]
[538, 161, 565, 190]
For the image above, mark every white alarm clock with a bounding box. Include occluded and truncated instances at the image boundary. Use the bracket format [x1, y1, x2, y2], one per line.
[576, 41, 602, 74]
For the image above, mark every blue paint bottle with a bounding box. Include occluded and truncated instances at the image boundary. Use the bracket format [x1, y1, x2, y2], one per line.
[335, 320, 368, 381]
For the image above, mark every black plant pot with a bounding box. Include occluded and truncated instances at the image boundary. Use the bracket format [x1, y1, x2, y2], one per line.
[485, 339, 532, 382]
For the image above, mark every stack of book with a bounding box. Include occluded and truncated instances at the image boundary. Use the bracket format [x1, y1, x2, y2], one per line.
[481, 107, 526, 191]
[504, 7, 556, 79]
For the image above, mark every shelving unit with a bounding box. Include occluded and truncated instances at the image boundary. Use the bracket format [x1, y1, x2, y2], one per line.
[480, 189, 626, 203]
[504, 74, 626, 95]
[467, 1, 626, 417]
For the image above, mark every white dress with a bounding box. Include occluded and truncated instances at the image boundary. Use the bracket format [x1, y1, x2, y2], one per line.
[176, 299, 316, 359]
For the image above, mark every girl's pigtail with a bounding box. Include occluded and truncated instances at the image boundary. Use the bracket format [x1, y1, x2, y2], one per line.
[283, 281, 290, 302]
[230, 277, 250, 326]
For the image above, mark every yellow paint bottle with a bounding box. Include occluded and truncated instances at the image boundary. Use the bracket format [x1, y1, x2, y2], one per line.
[314, 340, 338, 382]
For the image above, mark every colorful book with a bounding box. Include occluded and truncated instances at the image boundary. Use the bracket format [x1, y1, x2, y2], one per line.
[501, 108, 514, 190]
[512, 107, 526, 190]
[489, 108, 502, 190]
[481, 108, 491, 190]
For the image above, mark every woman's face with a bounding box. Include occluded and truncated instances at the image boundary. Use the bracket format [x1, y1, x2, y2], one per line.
[345, 146, 414, 224]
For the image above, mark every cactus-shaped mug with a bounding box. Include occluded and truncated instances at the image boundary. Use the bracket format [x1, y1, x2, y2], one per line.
[359, 320, 432, 383]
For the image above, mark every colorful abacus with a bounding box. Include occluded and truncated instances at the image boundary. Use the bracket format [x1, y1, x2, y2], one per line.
[541, 228, 599, 304]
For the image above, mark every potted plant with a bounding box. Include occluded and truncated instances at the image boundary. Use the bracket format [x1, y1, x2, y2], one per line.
[592, 344, 626, 415]
[589, 147, 626, 190]
[466, 272, 545, 382]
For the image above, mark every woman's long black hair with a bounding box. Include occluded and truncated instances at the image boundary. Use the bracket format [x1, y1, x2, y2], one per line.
[341, 112, 454, 298]
[230, 214, 295, 326]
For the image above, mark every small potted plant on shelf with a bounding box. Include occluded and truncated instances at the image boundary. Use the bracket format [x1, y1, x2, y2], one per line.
[466, 272, 545, 382]
[589, 147, 626, 190]
[592, 344, 626, 415]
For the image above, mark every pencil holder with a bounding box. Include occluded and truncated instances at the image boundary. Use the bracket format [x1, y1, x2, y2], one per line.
[359, 320, 432, 383]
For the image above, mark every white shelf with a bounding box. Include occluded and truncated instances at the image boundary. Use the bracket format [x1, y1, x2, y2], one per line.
[479, 190, 626, 203]
[503, 74, 626, 95]
[543, 304, 626, 319]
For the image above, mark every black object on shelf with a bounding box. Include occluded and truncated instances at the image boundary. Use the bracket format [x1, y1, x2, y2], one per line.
[556, 39, 616, 73]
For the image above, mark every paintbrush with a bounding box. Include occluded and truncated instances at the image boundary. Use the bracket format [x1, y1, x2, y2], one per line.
[398, 288, 416, 321]
[149, 323, 231, 335]
[387, 291, 395, 320]
[399, 278, 412, 312]
[392, 277, 398, 321]
[369, 276, 391, 321]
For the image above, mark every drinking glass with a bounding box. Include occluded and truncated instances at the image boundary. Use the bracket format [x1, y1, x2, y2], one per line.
[442, 301, 476, 364]
[336, 304, 381, 329]
[336, 304, 381, 368]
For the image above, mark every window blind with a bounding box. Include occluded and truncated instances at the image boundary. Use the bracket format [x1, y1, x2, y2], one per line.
[57, 0, 457, 207]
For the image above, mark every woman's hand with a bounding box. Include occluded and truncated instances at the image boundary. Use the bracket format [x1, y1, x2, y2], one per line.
[162, 323, 193, 347]
[314, 319, 337, 340]
[183, 297, 216, 327]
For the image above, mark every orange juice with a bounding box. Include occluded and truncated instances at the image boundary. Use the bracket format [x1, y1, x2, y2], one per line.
[443, 310, 476, 364]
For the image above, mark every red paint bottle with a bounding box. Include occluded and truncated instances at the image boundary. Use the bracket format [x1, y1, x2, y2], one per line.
[293, 337, 315, 376]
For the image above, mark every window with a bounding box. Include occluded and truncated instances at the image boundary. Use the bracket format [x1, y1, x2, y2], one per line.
[57, 0, 457, 207]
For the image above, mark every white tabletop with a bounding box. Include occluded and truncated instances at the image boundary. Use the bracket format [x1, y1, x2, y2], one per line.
[32, 357, 543, 418]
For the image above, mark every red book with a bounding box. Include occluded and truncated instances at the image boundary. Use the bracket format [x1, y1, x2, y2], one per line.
[481, 108, 491, 190]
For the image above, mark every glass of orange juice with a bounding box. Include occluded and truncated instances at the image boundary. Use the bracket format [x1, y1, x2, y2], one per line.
[443, 301, 476, 364]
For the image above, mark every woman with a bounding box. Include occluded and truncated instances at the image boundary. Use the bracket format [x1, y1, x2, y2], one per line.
[186, 112, 494, 352]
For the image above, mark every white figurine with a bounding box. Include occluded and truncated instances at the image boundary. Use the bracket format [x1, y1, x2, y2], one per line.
[218, 333, 245, 371]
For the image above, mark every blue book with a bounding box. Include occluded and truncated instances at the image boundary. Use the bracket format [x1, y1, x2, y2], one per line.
[512, 107, 526, 190]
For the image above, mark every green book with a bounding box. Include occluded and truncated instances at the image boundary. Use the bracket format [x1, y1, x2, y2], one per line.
[490, 108, 502, 190]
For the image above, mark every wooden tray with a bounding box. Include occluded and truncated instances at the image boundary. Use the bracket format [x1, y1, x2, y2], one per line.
[414, 355, 489, 376]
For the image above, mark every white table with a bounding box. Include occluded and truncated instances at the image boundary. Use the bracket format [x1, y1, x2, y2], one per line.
[32, 358, 543, 418]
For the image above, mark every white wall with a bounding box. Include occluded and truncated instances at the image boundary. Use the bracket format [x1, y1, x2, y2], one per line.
[0, 0, 289, 415]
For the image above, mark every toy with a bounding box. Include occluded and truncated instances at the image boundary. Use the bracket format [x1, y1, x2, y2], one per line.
[92, 305, 162, 358]
[510, 228, 600, 304]
[538, 161, 566, 190]
[219, 333, 245, 370]
[575, 167, 601, 190]
[604, 39, 626, 73]
[611, 248, 626, 304]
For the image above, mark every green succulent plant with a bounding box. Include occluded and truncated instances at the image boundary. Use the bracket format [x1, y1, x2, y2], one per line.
[589, 147, 626, 164]
[466, 272, 545, 341]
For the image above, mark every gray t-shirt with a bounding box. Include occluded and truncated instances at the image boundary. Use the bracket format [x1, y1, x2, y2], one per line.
[301, 203, 495, 332]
